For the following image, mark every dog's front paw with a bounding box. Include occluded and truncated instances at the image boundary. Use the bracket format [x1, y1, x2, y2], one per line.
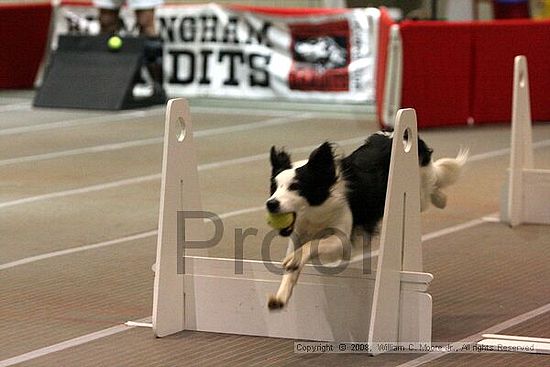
[268, 295, 285, 311]
[282, 251, 301, 271]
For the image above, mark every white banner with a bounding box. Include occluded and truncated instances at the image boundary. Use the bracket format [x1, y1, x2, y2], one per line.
[53, 3, 379, 103]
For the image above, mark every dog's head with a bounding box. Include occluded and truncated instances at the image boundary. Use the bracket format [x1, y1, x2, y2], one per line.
[266, 142, 337, 236]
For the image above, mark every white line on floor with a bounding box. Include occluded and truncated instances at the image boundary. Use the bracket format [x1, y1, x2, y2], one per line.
[190, 105, 294, 116]
[0, 102, 32, 113]
[194, 113, 314, 138]
[420, 215, 497, 242]
[467, 138, 550, 163]
[0, 137, 367, 209]
[2, 136, 548, 211]
[0, 231, 158, 271]
[0, 97, 30, 104]
[0, 137, 163, 167]
[191, 106, 374, 121]
[0, 99, 368, 120]
[0, 205, 268, 271]
[0, 99, 368, 119]
[396, 303, 550, 367]
[0, 110, 151, 136]
[0, 174, 161, 210]
[0, 205, 263, 271]
[0, 108, 312, 137]
[0, 318, 151, 367]
[0, 113, 315, 166]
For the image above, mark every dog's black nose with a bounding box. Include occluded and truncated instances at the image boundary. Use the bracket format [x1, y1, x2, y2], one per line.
[266, 199, 280, 213]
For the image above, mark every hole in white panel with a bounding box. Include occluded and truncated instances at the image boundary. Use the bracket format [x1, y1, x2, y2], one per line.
[402, 127, 412, 152]
[177, 117, 186, 142]
[519, 71, 526, 88]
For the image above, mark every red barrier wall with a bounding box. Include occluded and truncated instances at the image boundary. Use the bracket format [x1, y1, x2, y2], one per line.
[471, 19, 550, 123]
[0, 3, 52, 89]
[394, 18, 550, 127]
[400, 21, 473, 127]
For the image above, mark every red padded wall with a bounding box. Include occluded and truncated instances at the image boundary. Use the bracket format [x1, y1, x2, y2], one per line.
[392, 19, 550, 127]
[471, 19, 550, 124]
[399, 21, 474, 128]
[0, 3, 52, 89]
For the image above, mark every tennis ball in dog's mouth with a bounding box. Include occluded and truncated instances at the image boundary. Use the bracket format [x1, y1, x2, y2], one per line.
[266, 212, 294, 230]
[107, 36, 123, 51]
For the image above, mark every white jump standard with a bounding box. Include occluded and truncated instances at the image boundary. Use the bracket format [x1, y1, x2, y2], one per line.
[152, 99, 433, 354]
[486, 54, 550, 356]
[501, 55, 550, 226]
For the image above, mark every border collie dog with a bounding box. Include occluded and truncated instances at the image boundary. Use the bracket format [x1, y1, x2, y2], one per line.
[266, 131, 467, 310]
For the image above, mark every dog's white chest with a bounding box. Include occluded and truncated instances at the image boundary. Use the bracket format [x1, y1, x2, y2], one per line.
[296, 218, 327, 242]
[295, 205, 353, 244]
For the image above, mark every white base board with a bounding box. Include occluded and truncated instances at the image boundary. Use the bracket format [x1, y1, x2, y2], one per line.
[501, 169, 550, 225]
[183, 256, 432, 342]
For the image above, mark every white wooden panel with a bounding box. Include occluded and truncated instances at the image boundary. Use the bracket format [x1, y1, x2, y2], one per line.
[152, 98, 204, 337]
[508, 55, 534, 227]
[502, 56, 550, 226]
[368, 109, 427, 354]
[522, 170, 550, 224]
[182, 257, 431, 342]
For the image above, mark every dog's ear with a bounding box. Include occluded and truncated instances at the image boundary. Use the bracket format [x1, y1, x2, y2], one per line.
[307, 142, 335, 176]
[270, 146, 292, 177]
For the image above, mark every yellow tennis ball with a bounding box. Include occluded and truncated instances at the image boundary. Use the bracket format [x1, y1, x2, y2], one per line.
[107, 36, 123, 51]
[266, 212, 294, 230]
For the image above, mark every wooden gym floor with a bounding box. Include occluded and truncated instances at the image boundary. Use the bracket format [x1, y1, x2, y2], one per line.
[0, 90, 549, 366]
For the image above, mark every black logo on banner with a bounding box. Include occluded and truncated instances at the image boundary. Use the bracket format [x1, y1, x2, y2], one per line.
[289, 20, 351, 92]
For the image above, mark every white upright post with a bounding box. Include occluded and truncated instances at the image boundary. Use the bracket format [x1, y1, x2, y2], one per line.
[368, 108, 425, 354]
[502, 56, 550, 226]
[152, 98, 204, 337]
[507, 55, 534, 227]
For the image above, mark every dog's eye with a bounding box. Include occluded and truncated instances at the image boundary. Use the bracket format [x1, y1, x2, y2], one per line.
[288, 182, 300, 191]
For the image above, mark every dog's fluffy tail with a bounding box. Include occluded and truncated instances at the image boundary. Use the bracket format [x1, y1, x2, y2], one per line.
[433, 148, 469, 188]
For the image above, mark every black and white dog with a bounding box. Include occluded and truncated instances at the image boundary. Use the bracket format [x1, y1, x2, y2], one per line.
[266, 131, 468, 310]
